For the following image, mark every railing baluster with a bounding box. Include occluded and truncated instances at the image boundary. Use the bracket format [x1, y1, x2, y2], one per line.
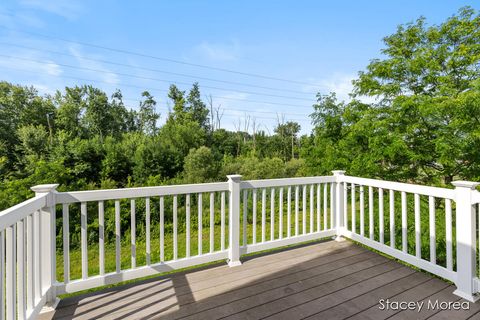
[62, 204, 70, 283]
[115, 200, 121, 272]
[379, 188, 384, 244]
[445, 199, 453, 271]
[401, 192, 407, 253]
[198, 193, 202, 255]
[330, 183, 334, 229]
[173, 195, 178, 260]
[17, 220, 26, 320]
[351, 184, 356, 233]
[210, 192, 215, 253]
[6, 225, 16, 320]
[26, 216, 33, 312]
[221, 192, 226, 250]
[262, 189, 266, 243]
[302, 185, 307, 234]
[0, 230, 4, 317]
[310, 185, 314, 233]
[81, 202, 88, 279]
[389, 190, 395, 248]
[145, 197, 151, 265]
[99, 201, 105, 275]
[271, 188, 275, 240]
[160, 197, 164, 262]
[252, 190, 257, 244]
[323, 184, 327, 230]
[360, 186, 364, 236]
[279, 188, 283, 239]
[343, 183, 348, 231]
[317, 184, 321, 232]
[287, 186, 292, 237]
[33, 210, 41, 302]
[186, 195, 191, 258]
[369, 186, 374, 240]
[295, 185, 299, 235]
[146, 197, 151, 264]
[131, 199, 136, 268]
[243, 190, 247, 246]
[429, 196, 436, 264]
[415, 193, 421, 258]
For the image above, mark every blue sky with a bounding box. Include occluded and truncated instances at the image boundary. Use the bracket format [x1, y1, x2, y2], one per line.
[0, 0, 477, 133]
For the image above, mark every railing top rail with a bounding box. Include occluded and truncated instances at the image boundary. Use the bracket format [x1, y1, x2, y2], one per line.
[341, 175, 455, 199]
[241, 176, 336, 189]
[0, 194, 47, 230]
[56, 181, 229, 204]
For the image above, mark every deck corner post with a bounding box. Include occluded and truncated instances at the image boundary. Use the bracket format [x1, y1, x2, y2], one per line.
[31, 183, 60, 307]
[227, 175, 242, 267]
[452, 180, 480, 302]
[332, 171, 346, 241]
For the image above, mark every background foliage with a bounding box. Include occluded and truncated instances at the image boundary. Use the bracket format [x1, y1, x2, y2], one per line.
[1, 8, 480, 254]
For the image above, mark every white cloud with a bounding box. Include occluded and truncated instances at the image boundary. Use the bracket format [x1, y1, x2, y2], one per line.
[31, 83, 56, 95]
[69, 45, 120, 85]
[193, 40, 243, 62]
[210, 92, 250, 106]
[304, 73, 377, 104]
[0, 54, 63, 76]
[0, 8, 44, 28]
[19, 0, 83, 20]
[304, 73, 354, 101]
[15, 11, 45, 28]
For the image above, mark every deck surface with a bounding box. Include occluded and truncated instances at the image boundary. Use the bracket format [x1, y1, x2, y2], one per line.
[45, 240, 480, 320]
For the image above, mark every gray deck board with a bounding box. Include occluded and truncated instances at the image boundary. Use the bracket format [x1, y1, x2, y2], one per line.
[48, 240, 476, 320]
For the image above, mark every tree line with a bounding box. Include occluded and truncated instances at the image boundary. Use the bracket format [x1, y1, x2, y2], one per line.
[1, 7, 480, 211]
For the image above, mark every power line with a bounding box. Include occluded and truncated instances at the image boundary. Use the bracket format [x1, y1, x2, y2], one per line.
[0, 54, 314, 102]
[0, 26, 318, 86]
[123, 101, 307, 121]
[212, 113, 309, 122]
[121, 97, 310, 118]
[0, 65, 317, 109]
[0, 42, 319, 95]
[0, 67, 312, 120]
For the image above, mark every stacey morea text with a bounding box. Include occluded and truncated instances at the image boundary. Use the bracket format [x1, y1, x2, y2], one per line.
[378, 299, 470, 312]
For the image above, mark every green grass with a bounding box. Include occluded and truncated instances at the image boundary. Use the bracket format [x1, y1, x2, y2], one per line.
[57, 190, 330, 281]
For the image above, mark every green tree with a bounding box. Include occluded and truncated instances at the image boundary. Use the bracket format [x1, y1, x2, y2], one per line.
[17, 124, 49, 157]
[306, 7, 480, 184]
[138, 91, 159, 135]
[274, 121, 301, 160]
[167, 84, 187, 122]
[183, 146, 218, 183]
[186, 83, 209, 130]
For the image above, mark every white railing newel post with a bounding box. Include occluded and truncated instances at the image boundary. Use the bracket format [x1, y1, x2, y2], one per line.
[332, 170, 346, 241]
[452, 180, 480, 302]
[31, 184, 60, 308]
[227, 175, 242, 267]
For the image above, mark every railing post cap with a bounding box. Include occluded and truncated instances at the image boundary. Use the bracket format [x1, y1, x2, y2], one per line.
[451, 181, 480, 189]
[31, 184, 60, 193]
[227, 174, 242, 182]
[331, 170, 346, 176]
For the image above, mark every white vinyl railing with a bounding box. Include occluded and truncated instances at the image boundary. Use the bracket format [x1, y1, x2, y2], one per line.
[1, 171, 480, 319]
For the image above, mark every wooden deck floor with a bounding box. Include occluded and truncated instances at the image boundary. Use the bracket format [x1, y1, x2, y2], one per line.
[44, 240, 480, 320]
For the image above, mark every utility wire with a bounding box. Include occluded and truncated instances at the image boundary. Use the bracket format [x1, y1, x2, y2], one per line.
[0, 26, 318, 86]
[0, 54, 314, 102]
[121, 97, 310, 117]
[0, 65, 317, 109]
[0, 66, 313, 120]
[0, 42, 319, 95]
